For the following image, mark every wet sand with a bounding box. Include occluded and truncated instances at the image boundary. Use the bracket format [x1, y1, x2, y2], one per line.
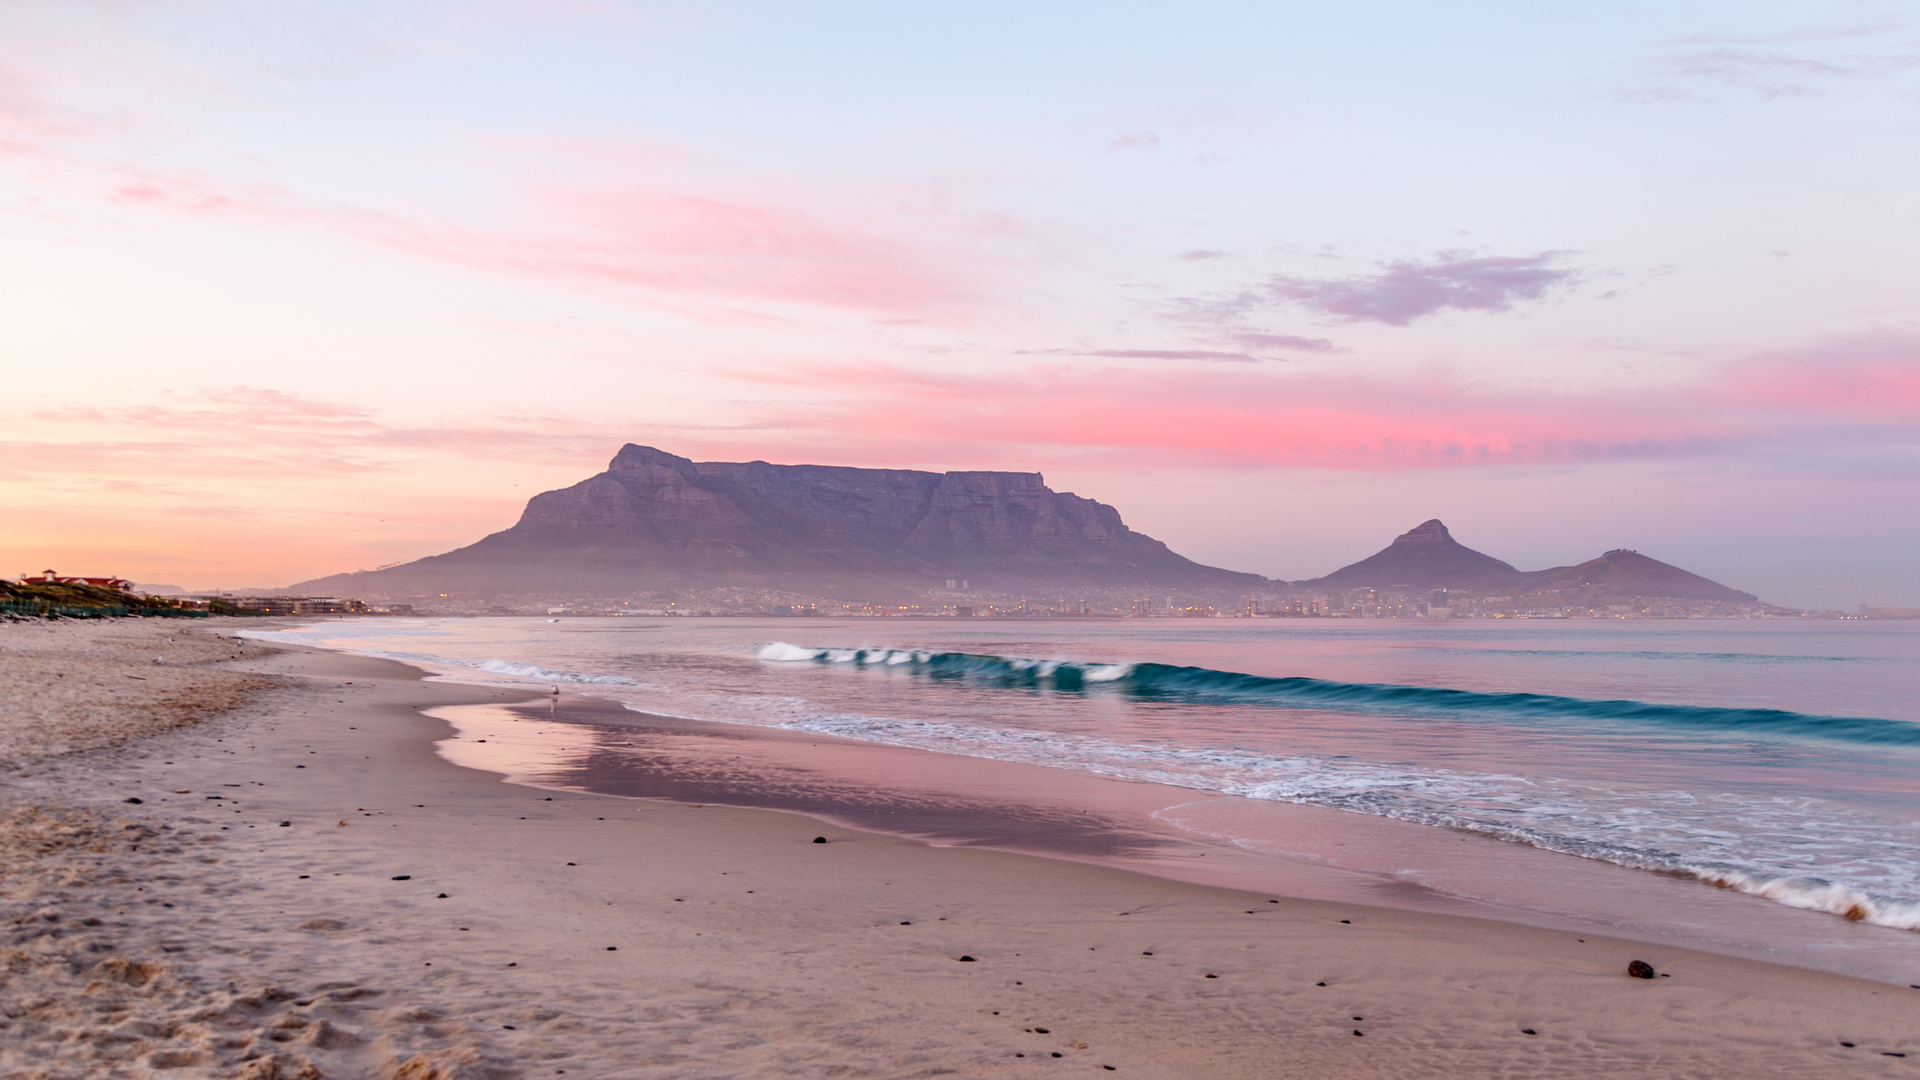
[2, 621, 1916, 1078]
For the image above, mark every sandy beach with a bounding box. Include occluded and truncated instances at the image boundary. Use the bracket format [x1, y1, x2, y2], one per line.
[2, 618, 1915, 1079]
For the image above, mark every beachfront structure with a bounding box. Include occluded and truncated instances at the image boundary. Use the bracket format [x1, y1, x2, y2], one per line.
[19, 569, 133, 590]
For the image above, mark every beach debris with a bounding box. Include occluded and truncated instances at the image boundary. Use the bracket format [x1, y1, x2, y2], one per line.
[958, 955, 976, 962]
[124, 797, 143, 804]
[1340, 919, 1351, 924]
[1033, 1027, 1049, 1033]
[437, 893, 448, 898]
[280, 821, 291, 827]
[1627, 959, 1657, 979]
[1353, 1030, 1364, 1037]
[1841, 1042, 1855, 1047]
[391, 875, 411, 881]
[813, 836, 827, 843]
[1522, 1028, 1537, 1035]
[1316, 981, 1326, 986]
[607, 946, 617, 951]
[1141, 951, 1152, 956]
[1204, 973, 1217, 979]
[901, 921, 911, 925]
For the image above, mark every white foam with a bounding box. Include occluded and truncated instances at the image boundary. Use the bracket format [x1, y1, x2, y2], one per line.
[756, 642, 825, 662]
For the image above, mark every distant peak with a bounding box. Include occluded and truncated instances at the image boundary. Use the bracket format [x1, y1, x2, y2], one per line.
[1391, 519, 1453, 545]
[609, 444, 697, 472]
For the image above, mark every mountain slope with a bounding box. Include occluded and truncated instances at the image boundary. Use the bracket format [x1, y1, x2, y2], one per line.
[1302, 520, 1521, 589]
[292, 445, 1260, 598]
[1511, 549, 1759, 604]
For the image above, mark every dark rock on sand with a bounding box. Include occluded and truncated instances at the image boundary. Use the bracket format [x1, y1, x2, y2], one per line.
[1627, 960, 1656, 979]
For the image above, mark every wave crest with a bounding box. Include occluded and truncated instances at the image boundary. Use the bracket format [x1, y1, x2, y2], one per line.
[757, 642, 1915, 746]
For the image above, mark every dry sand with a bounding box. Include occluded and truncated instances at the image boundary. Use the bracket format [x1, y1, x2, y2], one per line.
[0, 617, 1914, 1079]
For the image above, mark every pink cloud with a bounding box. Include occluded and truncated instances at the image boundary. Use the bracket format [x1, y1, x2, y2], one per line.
[378, 185, 978, 318]
[1720, 331, 1920, 420]
[722, 363, 1718, 471]
[17, 388, 640, 482]
[718, 332, 1920, 472]
[60, 159, 983, 322]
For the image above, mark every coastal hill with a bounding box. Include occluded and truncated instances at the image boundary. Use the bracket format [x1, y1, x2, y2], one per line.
[1301, 520, 1759, 604]
[292, 445, 1261, 599]
[1511, 549, 1758, 604]
[1307, 519, 1519, 589]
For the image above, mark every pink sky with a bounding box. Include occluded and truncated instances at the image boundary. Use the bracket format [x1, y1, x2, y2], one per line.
[4, 2, 1917, 607]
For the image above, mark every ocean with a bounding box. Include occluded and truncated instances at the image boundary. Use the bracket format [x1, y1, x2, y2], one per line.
[248, 616, 1920, 984]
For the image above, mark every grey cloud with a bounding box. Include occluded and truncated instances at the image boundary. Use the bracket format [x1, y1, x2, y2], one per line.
[1262, 251, 1576, 326]
[1020, 348, 1265, 363]
[1231, 333, 1337, 353]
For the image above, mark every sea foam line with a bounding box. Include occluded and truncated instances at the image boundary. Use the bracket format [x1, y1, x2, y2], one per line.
[760, 642, 1920, 931]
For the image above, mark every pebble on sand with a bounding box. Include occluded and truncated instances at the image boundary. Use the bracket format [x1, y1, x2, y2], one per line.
[391, 875, 411, 881]
[958, 955, 976, 962]
[813, 836, 827, 843]
[1627, 960, 1657, 979]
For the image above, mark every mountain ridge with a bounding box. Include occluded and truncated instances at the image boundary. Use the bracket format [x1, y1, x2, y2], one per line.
[1298, 521, 1759, 604]
[292, 445, 1261, 598]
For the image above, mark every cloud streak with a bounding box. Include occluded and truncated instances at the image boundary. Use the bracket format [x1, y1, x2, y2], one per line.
[725, 332, 1920, 473]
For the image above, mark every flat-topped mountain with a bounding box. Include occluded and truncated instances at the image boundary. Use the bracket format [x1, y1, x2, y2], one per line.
[1301, 520, 1760, 605]
[293, 445, 1260, 599]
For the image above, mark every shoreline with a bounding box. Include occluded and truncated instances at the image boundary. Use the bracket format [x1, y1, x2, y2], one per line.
[430, 687, 1920, 987]
[3, 621, 1916, 1077]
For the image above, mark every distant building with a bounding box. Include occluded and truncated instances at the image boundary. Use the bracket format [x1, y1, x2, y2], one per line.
[20, 569, 132, 590]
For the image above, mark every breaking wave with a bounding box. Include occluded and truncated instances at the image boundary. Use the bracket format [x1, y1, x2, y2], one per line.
[760, 643, 1920, 931]
[755, 643, 1919, 747]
